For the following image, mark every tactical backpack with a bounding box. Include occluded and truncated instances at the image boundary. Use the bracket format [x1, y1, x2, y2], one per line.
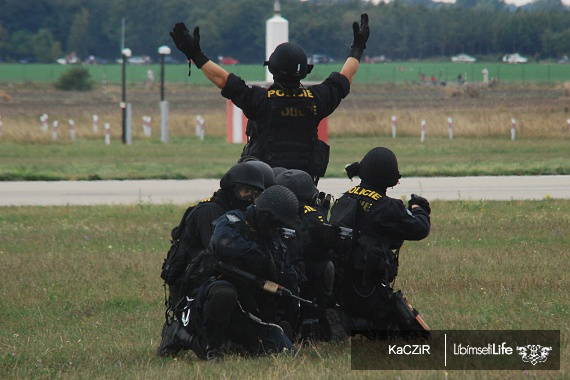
[160, 205, 196, 285]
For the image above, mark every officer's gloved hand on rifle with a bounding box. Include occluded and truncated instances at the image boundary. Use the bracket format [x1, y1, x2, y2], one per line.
[349, 13, 370, 61]
[308, 224, 341, 250]
[170, 22, 210, 75]
[408, 194, 431, 215]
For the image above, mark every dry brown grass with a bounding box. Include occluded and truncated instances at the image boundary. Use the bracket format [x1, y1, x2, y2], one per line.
[0, 82, 569, 142]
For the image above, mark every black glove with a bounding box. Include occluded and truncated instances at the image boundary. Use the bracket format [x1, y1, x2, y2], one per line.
[349, 13, 369, 61]
[169, 22, 209, 70]
[408, 194, 431, 215]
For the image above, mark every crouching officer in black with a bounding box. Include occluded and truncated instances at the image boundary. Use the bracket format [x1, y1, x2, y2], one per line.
[329, 147, 432, 338]
[186, 185, 301, 361]
[275, 169, 346, 342]
[170, 14, 370, 183]
[158, 162, 265, 357]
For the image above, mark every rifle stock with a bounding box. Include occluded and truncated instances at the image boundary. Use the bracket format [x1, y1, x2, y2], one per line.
[214, 261, 316, 306]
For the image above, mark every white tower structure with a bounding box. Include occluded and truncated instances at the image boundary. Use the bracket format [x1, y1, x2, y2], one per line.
[265, 0, 289, 84]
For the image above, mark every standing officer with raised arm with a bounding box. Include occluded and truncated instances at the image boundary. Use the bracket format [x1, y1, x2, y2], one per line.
[170, 14, 370, 183]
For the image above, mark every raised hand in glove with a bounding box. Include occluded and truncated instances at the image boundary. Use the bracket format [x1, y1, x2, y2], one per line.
[169, 22, 209, 69]
[408, 194, 431, 215]
[349, 13, 370, 61]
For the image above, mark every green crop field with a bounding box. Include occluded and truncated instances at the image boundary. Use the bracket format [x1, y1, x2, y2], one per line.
[0, 200, 568, 379]
[2, 62, 570, 85]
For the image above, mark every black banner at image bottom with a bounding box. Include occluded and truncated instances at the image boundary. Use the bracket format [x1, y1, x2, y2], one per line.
[351, 330, 560, 370]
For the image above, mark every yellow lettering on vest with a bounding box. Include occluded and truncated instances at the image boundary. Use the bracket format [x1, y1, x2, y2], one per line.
[304, 205, 316, 213]
[267, 90, 275, 97]
[361, 189, 371, 196]
[371, 192, 382, 201]
[276, 90, 284, 97]
[348, 186, 360, 194]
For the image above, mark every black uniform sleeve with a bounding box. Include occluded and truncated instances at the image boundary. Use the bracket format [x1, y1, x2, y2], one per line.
[210, 213, 269, 276]
[368, 198, 430, 242]
[309, 72, 351, 120]
[220, 73, 268, 120]
[186, 204, 225, 250]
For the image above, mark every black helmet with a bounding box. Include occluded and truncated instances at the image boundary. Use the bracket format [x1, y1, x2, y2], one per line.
[272, 167, 288, 177]
[264, 42, 314, 84]
[242, 160, 276, 188]
[275, 169, 318, 205]
[357, 147, 401, 188]
[220, 163, 265, 193]
[255, 185, 299, 227]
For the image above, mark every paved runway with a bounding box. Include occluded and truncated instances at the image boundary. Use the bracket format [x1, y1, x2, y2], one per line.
[1, 176, 568, 206]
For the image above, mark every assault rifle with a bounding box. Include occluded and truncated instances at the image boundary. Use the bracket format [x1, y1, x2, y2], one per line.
[214, 261, 316, 307]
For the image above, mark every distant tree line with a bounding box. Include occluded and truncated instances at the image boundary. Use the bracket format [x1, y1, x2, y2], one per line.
[0, 0, 569, 64]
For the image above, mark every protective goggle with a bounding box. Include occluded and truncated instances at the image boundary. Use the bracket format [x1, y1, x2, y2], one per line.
[235, 186, 261, 202]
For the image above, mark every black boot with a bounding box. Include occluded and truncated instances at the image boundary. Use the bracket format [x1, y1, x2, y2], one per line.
[320, 308, 348, 342]
[157, 320, 194, 357]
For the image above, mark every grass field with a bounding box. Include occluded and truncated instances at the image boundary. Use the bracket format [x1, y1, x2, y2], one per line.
[0, 200, 568, 379]
[1, 136, 569, 181]
[2, 62, 570, 85]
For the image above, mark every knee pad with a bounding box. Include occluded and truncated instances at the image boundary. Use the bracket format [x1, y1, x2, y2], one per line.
[204, 284, 238, 323]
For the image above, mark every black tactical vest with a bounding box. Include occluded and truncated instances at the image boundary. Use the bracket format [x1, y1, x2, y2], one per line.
[245, 87, 317, 174]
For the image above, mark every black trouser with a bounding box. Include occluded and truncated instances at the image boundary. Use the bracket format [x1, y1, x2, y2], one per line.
[191, 279, 295, 355]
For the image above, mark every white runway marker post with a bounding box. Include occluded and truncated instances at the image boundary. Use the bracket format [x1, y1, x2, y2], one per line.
[40, 114, 48, 132]
[448, 117, 453, 140]
[143, 116, 151, 137]
[52, 120, 59, 140]
[68, 119, 76, 141]
[391, 115, 397, 139]
[0, 115, 3, 137]
[421, 119, 426, 143]
[92, 114, 99, 133]
[511, 118, 516, 141]
[567, 118, 570, 132]
[104, 123, 111, 145]
[196, 115, 205, 141]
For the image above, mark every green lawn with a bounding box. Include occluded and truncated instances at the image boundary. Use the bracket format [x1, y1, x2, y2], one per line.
[0, 200, 568, 378]
[1, 136, 569, 181]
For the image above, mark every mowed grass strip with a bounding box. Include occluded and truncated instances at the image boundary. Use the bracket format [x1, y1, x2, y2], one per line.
[0, 200, 568, 379]
[1, 136, 570, 181]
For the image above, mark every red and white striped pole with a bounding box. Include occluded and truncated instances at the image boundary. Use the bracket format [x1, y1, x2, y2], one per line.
[68, 119, 76, 141]
[511, 118, 516, 141]
[143, 116, 152, 137]
[93, 114, 99, 133]
[391, 115, 397, 139]
[420, 119, 426, 143]
[105, 123, 111, 145]
[448, 117, 453, 140]
[52, 120, 58, 140]
[41, 114, 48, 132]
